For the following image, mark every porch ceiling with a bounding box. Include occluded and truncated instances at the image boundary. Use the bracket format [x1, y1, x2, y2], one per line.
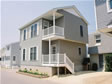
[42, 11, 63, 20]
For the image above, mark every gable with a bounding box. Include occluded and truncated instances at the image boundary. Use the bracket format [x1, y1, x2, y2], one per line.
[63, 8, 80, 18]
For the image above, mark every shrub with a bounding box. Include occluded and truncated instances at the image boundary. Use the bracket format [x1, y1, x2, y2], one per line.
[92, 63, 98, 71]
[105, 54, 112, 72]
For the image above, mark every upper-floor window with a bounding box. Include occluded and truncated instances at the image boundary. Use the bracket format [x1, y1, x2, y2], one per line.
[95, 34, 101, 45]
[80, 25, 83, 37]
[31, 24, 38, 38]
[23, 29, 26, 40]
[23, 49, 26, 61]
[7, 46, 10, 50]
[30, 47, 37, 61]
[107, 0, 112, 12]
[78, 48, 81, 55]
[13, 56, 16, 61]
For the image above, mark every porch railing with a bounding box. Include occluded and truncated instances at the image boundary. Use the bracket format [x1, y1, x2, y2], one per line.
[42, 53, 74, 74]
[42, 26, 64, 38]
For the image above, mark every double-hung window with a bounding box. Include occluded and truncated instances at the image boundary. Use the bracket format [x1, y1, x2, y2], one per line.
[107, 0, 112, 12]
[80, 25, 83, 37]
[30, 47, 37, 61]
[31, 24, 38, 38]
[23, 49, 25, 61]
[23, 29, 26, 40]
[95, 34, 101, 45]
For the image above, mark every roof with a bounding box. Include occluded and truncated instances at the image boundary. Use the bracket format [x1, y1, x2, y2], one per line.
[19, 5, 88, 30]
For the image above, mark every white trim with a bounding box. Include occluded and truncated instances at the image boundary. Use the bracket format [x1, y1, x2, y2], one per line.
[37, 22, 39, 36]
[95, 43, 101, 46]
[107, 0, 112, 13]
[28, 48, 30, 61]
[36, 46, 39, 60]
[94, 0, 98, 30]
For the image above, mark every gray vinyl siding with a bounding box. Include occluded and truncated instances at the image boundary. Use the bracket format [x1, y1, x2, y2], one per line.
[88, 32, 112, 54]
[10, 42, 20, 67]
[20, 19, 42, 66]
[95, 0, 112, 29]
[57, 10, 88, 44]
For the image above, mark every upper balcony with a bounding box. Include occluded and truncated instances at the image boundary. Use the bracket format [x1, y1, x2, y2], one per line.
[42, 26, 64, 40]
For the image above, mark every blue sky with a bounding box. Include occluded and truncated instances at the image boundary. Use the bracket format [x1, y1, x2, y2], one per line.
[1, 0, 96, 48]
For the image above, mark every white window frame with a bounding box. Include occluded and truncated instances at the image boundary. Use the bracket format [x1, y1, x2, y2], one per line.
[22, 48, 27, 61]
[29, 46, 38, 61]
[95, 34, 101, 46]
[107, 0, 112, 13]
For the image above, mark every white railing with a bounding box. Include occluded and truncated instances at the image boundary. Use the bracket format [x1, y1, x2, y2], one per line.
[42, 53, 74, 74]
[42, 54, 64, 64]
[42, 26, 64, 38]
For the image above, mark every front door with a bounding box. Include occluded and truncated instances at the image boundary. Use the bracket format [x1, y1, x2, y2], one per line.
[51, 44, 57, 63]
[99, 54, 104, 68]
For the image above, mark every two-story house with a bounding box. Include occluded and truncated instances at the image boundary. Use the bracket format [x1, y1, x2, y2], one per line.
[19, 5, 88, 76]
[1, 42, 20, 68]
[95, 0, 112, 36]
[88, 31, 112, 71]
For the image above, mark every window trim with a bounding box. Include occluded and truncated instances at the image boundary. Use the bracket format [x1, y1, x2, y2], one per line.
[94, 34, 101, 46]
[78, 48, 82, 55]
[107, 0, 112, 13]
[22, 49, 26, 61]
[80, 25, 83, 37]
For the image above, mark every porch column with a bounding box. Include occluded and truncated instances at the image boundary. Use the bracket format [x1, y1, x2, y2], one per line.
[53, 11, 55, 34]
[49, 39, 51, 64]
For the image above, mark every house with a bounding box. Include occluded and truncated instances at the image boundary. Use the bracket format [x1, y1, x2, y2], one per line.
[95, 0, 112, 36]
[88, 31, 112, 71]
[1, 42, 21, 68]
[19, 5, 88, 76]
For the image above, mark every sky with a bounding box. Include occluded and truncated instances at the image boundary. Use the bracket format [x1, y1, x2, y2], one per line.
[1, 0, 96, 48]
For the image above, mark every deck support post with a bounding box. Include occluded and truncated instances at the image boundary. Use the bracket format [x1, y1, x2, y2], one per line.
[65, 67, 67, 75]
[57, 67, 60, 77]
[49, 38, 51, 64]
[53, 11, 55, 34]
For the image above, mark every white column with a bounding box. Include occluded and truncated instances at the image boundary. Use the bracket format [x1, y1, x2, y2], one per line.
[49, 39, 51, 64]
[53, 11, 55, 34]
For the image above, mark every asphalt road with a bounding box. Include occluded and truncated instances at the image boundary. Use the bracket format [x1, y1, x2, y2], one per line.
[0, 68, 58, 84]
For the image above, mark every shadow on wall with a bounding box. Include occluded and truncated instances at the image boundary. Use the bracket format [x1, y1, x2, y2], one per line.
[88, 46, 99, 54]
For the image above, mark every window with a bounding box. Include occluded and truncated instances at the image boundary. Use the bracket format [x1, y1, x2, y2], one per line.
[23, 49, 25, 61]
[107, 0, 112, 12]
[95, 34, 101, 44]
[80, 25, 83, 37]
[109, 0, 112, 9]
[78, 48, 81, 55]
[23, 29, 26, 40]
[30, 47, 37, 61]
[31, 24, 38, 38]
[13, 56, 16, 61]
[7, 46, 10, 50]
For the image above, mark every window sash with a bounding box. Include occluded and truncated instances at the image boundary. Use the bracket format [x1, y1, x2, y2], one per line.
[30, 47, 36, 61]
[23, 49, 25, 61]
[110, 0, 112, 9]
[80, 25, 83, 37]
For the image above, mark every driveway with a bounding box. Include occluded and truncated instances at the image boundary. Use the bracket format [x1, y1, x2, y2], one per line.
[0, 67, 112, 84]
[0, 68, 58, 84]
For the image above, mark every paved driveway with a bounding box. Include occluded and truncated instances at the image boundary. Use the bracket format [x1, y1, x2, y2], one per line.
[0, 68, 58, 84]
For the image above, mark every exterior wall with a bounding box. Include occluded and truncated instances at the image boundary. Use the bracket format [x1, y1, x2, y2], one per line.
[11, 42, 20, 67]
[59, 40, 87, 71]
[90, 54, 99, 69]
[1, 42, 20, 68]
[20, 19, 42, 66]
[58, 10, 88, 44]
[88, 32, 112, 54]
[95, 0, 112, 29]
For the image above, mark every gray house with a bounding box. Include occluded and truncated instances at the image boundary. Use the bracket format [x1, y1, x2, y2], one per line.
[88, 31, 112, 71]
[19, 5, 88, 76]
[1, 42, 20, 68]
[95, 0, 112, 36]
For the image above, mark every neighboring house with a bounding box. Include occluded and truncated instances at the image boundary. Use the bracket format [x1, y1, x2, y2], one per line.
[1, 42, 20, 68]
[19, 5, 88, 76]
[88, 31, 112, 71]
[95, 0, 112, 36]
